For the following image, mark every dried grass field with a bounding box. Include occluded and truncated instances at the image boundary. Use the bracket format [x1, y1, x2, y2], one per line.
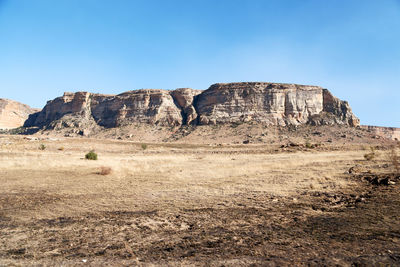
[0, 135, 399, 266]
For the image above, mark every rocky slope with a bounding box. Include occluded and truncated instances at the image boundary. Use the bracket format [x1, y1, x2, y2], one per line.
[0, 99, 39, 129]
[360, 125, 400, 141]
[24, 82, 360, 133]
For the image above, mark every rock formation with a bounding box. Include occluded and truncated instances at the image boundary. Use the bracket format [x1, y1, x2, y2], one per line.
[24, 82, 360, 131]
[196, 82, 358, 126]
[0, 99, 39, 129]
[171, 88, 202, 125]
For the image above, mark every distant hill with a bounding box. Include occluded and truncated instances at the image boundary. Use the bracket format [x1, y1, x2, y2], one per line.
[0, 99, 39, 129]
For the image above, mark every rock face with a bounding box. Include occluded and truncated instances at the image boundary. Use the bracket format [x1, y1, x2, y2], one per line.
[170, 88, 202, 125]
[91, 90, 185, 127]
[196, 82, 358, 126]
[0, 99, 39, 129]
[24, 82, 360, 130]
[25, 90, 188, 128]
[198, 83, 322, 125]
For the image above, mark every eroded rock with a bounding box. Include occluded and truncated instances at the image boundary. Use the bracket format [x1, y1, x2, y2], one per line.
[170, 88, 202, 125]
[24, 82, 360, 130]
[197, 82, 326, 126]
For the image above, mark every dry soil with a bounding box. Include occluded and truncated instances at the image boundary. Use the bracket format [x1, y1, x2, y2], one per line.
[0, 134, 399, 266]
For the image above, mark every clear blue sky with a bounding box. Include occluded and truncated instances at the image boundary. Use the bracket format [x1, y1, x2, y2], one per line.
[0, 0, 399, 127]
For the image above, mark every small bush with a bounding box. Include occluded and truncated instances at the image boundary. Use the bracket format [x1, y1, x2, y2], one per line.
[364, 153, 375, 161]
[141, 144, 147, 150]
[305, 142, 313, 149]
[85, 150, 98, 160]
[38, 144, 46, 151]
[388, 146, 399, 174]
[99, 166, 112, 175]
[364, 147, 376, 161]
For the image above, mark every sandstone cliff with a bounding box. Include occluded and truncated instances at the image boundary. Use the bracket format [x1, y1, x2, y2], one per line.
[0, 99, 39, 129]
[24, 82, 360, 132]
[196, 82, 358, 126]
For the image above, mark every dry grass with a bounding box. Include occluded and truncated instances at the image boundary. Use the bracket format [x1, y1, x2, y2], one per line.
[38, 143, 46, 150]
[388, 145, 400, 174]
[364, 147, 377, 161]
[0, 136, 365, 216]
[99, 166, 112, 175]
[0, 135, 399, 265]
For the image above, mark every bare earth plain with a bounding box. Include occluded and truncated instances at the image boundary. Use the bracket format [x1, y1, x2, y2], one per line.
[0, 126, 400, 266]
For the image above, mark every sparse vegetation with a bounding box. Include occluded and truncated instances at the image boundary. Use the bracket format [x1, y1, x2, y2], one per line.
[364, 153, 375, 161]
[304, 141, 321, 149]
[85, 150, 98, 160]
[1, 135, 400, 266]
[305, 142, 313, 149]
[388, 145, 399, 174]
[364, 147, 376, 161]
[38, 144, 46, 150]
[141, 143, 148, 150]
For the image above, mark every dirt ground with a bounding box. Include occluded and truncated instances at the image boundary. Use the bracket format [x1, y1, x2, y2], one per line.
[0, 133, 399, 266]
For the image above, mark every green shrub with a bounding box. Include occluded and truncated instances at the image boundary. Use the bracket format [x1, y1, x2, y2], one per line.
[38, 144, 46, 151]
[305, 142, 318, 149]
[85, 150, 98, 160]
[141, 144, 147, 150]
